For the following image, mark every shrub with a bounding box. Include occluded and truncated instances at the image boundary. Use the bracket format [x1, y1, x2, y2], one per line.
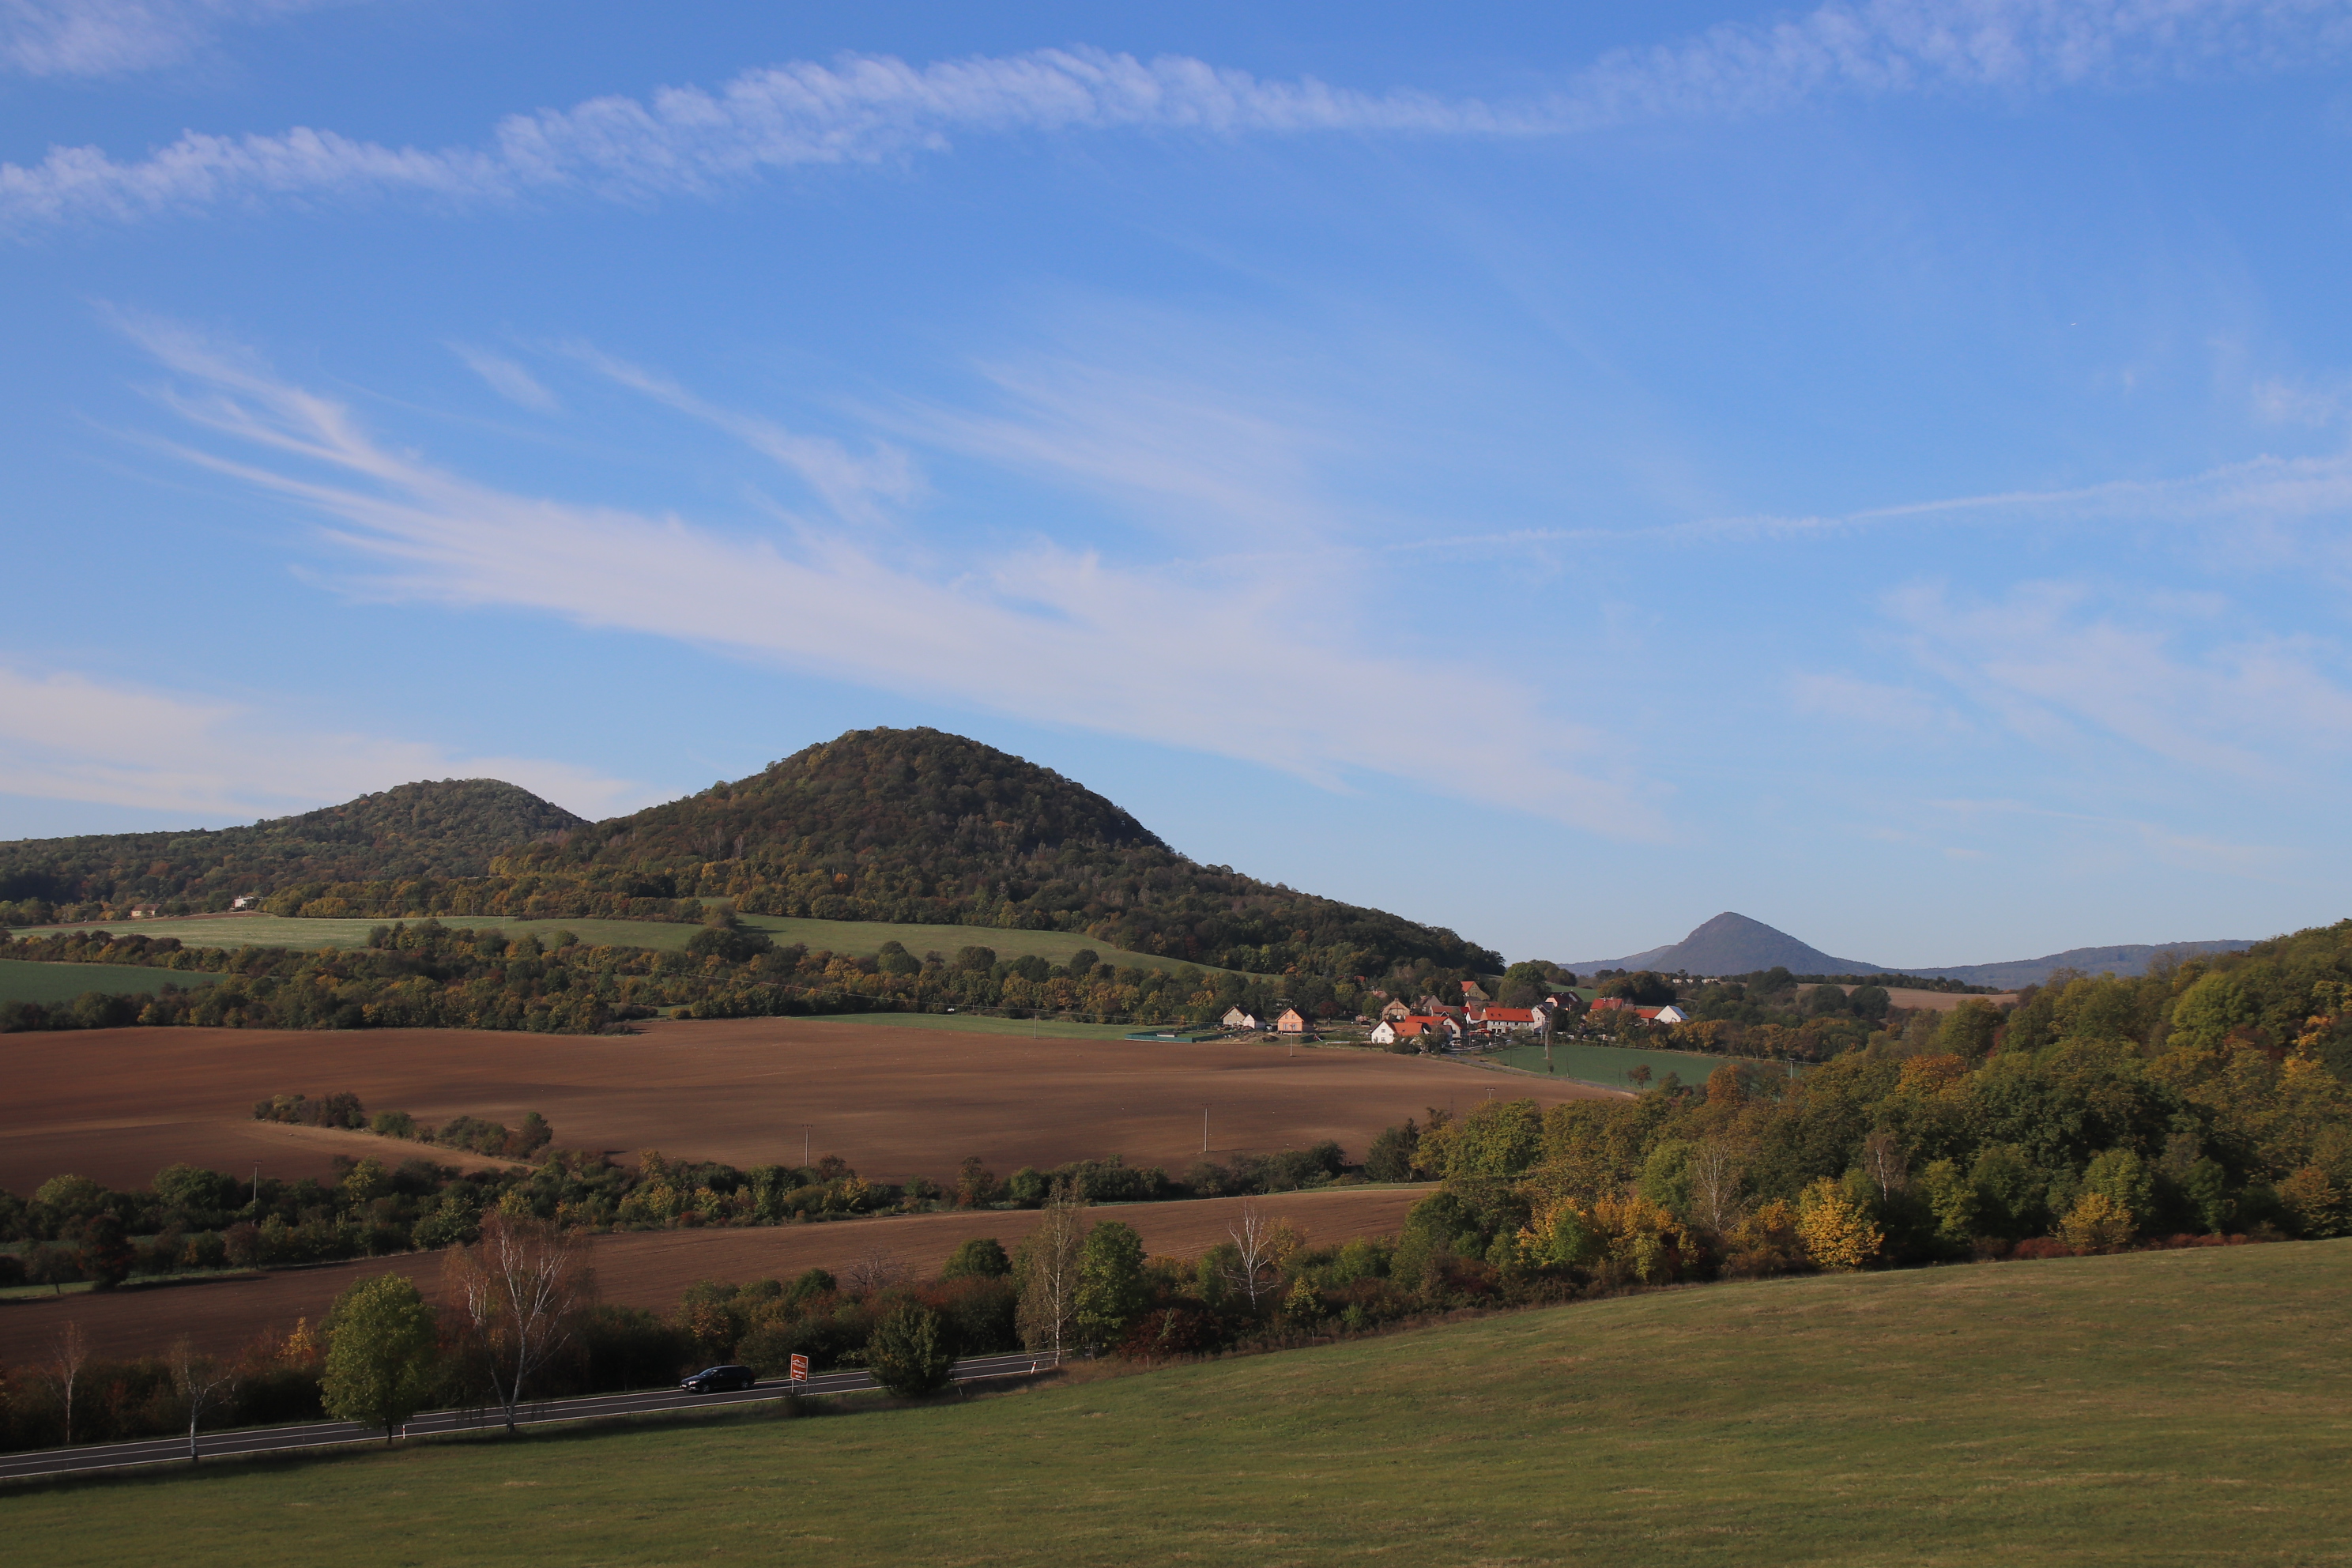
[2058, 1191, 2136, 1253]
[940, 1237, 1011, 1280]
[866, 1305, 953, 1395]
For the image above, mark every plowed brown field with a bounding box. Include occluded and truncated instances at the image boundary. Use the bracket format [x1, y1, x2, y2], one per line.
[0, 1018, 1615, 1195]
[0, 1186, 1426, 1364]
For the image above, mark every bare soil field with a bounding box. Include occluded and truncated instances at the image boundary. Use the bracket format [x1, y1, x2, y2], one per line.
[0, 1186, 1424, 1365]
[0, 1019, 1616, 1197]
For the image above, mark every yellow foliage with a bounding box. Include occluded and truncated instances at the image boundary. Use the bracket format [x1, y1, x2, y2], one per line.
[2278, 1165, 2346, 1238]
[281, 1316, 318, 1364]
[1796, 1178, 1881, 1270]
[2058, 1190, 2135, 1252]
[1725, 1199, 1805, 1276]
[1895, 1053, 1968, 1096]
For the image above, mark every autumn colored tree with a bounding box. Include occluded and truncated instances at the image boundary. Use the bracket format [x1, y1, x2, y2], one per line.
[1796, 1178, 1881, 1270]
[2058, 1191, 2135, 1253]
[1013, 1200, 1089, 1358]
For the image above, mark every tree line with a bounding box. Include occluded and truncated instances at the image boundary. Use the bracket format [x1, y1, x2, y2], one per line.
[0, 1133, 1365, 1291]
[0, 918, 1426, 1034]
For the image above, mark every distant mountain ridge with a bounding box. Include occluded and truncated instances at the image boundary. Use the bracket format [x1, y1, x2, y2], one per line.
[1569, 912, 1878, 977]
[1571, 911, 2258, 988]
[1902, 942, 2260, 989]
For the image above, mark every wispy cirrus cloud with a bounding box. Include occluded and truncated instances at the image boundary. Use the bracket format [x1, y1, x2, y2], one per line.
[0, 663, 647, 820]
[0, 0, 339, 77]
[115, 315, 1660, 838]
[564, 342, 919, 527]
[1886, 579, 2352, 781]
[450, 343, 560, 413]
[9, 1, 2350, 228]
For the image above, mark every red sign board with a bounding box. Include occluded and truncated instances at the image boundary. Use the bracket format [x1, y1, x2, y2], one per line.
[789, 1353, 809, 1383]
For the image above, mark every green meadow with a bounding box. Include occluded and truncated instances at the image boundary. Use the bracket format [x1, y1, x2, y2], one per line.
[1478, 1036, 1771, 1091]
[6, 1239, 2344, 1565]
[0, 961, 216, 1005]
[7, 913, 1223, 974]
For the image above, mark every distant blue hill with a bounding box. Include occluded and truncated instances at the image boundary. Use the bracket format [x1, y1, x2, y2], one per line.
[1569, 911, 2258, 989]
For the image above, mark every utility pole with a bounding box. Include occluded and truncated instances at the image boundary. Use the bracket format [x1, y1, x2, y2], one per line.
[1201, 1106, 1208, 1155]
[803, 1126, 810, 1169]
[251, 1163, 259, 1222]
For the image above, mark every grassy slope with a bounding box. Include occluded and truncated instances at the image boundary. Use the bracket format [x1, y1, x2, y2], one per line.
[1482, 1038, 1789, 1090]
[0, 961, 216, 1004]
[8, 1240, 2346, 1566]
[7, 913, 1228, 973]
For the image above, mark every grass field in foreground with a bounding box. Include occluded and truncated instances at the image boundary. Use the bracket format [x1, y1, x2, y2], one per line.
[9, 913, 1227, 974]
[0, 960, 216, 1005]
[8, 1240, 2346, 1566]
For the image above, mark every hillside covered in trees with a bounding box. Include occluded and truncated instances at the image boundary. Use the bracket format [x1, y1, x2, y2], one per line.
[2, 729, 1497, 979]
[0, 780, 586, 916]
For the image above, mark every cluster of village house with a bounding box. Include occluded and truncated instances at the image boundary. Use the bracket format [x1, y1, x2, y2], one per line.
[1222, 979, 1688, 1044]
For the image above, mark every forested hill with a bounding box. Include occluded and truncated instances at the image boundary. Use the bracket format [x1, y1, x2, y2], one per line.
[1, 729, 1499, 980]
[0, 780, 585, 912]
[495, 727, 1496, 978]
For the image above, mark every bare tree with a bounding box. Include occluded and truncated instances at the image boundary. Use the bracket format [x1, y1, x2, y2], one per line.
[1013, 1199, 1090, 1360]
[171, 1338, 236, 1464]
[845, 1247, 905, 1298]
[1689, 1137, 1743, 1235]
[443, 1213, 594, 1433]
[48, 1321, 86, 1447]
[1223, 1204, 1299, 1308]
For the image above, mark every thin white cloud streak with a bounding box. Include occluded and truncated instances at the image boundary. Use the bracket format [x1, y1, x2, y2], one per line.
[907, 356, 1346, 548]
[1404, 443, 2352, 562]
[0, 664, 648, 821]
[450, 343, 560, 413]
[121, 318, 1660, 838]
[1886, 580, 2352, 781]
[0, 0, 334, 77]
[10, 1, 2350, 227]
[564, 342, 918, 526]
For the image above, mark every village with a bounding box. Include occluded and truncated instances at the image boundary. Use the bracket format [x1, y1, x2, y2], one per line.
[1218, 978, 1689, 1049]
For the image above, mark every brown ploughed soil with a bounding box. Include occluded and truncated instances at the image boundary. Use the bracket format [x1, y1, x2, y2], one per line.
[0, 1018, 1615, 1196]
[0, 1186, 1426, 1365]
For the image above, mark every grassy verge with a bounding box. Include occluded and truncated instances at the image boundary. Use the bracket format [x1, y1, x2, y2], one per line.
[7, 1238, 2345, 1564]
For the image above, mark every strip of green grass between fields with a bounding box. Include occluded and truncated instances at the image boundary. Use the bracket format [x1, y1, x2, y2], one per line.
[8, 914, 1247, 975]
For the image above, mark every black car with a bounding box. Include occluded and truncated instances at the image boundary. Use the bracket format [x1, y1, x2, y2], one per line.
[680, 1364, 758, 1393]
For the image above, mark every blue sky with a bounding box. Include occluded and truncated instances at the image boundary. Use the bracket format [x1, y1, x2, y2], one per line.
[3, 1, 2350, 968]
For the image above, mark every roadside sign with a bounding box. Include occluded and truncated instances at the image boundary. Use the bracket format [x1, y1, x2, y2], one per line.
[789, 1354, 809, 1384]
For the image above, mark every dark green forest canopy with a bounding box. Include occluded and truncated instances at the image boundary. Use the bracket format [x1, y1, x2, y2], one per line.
[1, 729, 1498, 978]
[0, 779, 585, 908]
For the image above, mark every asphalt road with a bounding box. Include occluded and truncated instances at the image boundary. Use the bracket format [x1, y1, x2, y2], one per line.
[0, 1351, 1060, 1483]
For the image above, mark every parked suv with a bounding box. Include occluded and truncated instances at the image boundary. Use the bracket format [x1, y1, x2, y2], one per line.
[680, 1364, 758, 1393]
